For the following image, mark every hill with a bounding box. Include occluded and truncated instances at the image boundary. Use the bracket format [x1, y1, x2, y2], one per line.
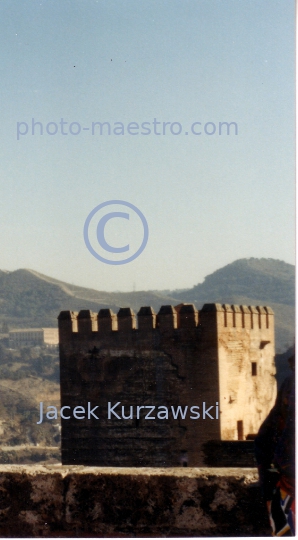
[0, 269, 178, 329]
[175, 258, 294, 306]
[174, 258, 295, 352]
[0, 258, 294, 352]
[0, 344, 61, 463]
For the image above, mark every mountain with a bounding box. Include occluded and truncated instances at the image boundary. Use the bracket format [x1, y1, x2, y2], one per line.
[0, 269, 179, 328]
[0, 258, 294, 352]
[174, 258, 294, 306]
[174, 258, 295, 352]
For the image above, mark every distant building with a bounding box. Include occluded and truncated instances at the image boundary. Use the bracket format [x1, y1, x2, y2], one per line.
[9, 328, 58, 348]
[42, 328, 59, 346]
[0, 333, 9, 347]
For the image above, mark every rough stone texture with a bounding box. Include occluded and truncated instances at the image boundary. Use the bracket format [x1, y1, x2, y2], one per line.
[58, 303, 276, 467]
[0, 465, 271, 537]
[202, 440, 256, 467]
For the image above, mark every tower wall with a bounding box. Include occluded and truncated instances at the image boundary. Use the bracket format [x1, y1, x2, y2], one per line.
[216, 305, 276, 440]
[58, 303, 276, 466]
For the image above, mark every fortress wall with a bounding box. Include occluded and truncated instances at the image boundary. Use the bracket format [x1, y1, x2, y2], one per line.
[58, 303, 276, 467]
[59, 304, 221, 467]
[0, 465, 271, 537]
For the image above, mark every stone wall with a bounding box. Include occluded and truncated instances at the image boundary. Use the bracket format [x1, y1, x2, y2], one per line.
[0, 465, 271, 537]
[58, 303, 276, 466]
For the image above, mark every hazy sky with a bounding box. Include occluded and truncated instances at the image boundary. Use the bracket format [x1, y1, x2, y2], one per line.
[0, 0, 295, 291]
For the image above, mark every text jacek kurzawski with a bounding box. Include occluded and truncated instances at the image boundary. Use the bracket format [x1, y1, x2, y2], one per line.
[37, 401, 219, 424]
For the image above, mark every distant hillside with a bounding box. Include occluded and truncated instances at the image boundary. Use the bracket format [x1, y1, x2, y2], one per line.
[174, 258, 295, 352]
[0, 269, 178, 329]
[0, 258, 294, 352]
[175, 258, 294, 306]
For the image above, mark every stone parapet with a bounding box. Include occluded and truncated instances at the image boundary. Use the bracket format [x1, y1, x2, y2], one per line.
[58, 303, 274, 341]
[0, 465, 271, 537]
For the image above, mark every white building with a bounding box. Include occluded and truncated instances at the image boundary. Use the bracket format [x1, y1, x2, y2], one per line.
[9, 328, 58, 348]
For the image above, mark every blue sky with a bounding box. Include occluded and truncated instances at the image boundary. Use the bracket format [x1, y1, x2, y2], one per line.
[0, 0, 295, 291]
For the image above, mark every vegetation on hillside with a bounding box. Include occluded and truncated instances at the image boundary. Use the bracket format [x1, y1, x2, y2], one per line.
[0, 344, 60, 454]
[174, 258, 295, 352]
[0, 258, 294, 353]
[175, 258, 294, 305]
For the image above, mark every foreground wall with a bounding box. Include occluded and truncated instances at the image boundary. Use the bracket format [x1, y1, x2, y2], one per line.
[0, 465, 271, 537]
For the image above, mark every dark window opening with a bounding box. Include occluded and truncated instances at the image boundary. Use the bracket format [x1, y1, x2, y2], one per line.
[251, 362, 257, 376]
[237, 420, 244, 441]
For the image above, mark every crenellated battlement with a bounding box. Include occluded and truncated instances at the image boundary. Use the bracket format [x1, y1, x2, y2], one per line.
[58, 303, 274, 342]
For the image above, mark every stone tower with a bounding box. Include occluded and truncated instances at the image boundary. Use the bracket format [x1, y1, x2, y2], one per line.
[58, 303, 276, 466]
